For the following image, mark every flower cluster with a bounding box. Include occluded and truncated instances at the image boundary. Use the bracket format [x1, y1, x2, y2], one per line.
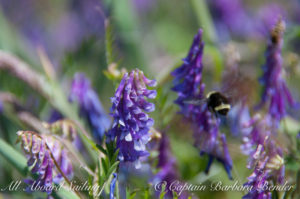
[193, 104, 233, 179]
[172, 29, 205, 118]
[241, 115, 285, 198]
[172, 29, 232, 179]
[228, 102, 251, 136]
[258, 20, 295, 125]
[154, 134, 180, 198]
[17, 131, 73, 194]
[69, 73, 111, 143]
[241, 20, 292, 199]
[107, 69, 157, 168]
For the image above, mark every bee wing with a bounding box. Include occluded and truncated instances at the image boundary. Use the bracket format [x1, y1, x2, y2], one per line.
[221, 69, 256, 106]
[183, 98, 206, 105]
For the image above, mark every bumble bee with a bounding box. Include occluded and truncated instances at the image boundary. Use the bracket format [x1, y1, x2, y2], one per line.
[206, 91, 231, 116]
[184, 91, 231, 116]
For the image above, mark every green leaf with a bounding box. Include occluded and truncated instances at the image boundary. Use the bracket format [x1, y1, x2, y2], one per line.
[144, 188, 150, 199]
[111, 148, 120, 163]
[97, 159, 103, 187]
[101, 157, 109, 176]
[105, 19, 116, 66]
[159, 184, 167, 199]
[106, 139, 118, 161]
[0, 138, 28, 176]
[159, 191, 167, 199]
[107, 161, 120, 177]
[172, 191, 179, 199]
[87, 175, 94, 199]
[129, 192, 137, 199]
[96, 144, 107, 155]
[54, 187, 81, 199]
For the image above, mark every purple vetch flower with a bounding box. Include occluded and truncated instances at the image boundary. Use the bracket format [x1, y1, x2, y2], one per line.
[171, 29, 205, 118]
[17, 131, 73, 194]
[46, 137, 74, 184]
[69, 73, 111, 143]
[107, 69, 157, 167]
[297, 132, 300, 140]
[228, 102, 251, 136]
[241, 115, 285, 198]
[172, 29, 232, 179]
[0, 100, 3, 113]
[258, 20, 295, 125]
[109, 173, 117, 199]
[241, 114, 271, 157]
[242, 153, 272, 199]
[193, 104, 233, 179]
[153, 134, 182, 198]
[208, 0, 253, 38]
[243, 137, 285, 199]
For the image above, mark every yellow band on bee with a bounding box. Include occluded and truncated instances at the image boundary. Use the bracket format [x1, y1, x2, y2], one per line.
[215, 104, 231, 111]
[206, 91, 218, 99]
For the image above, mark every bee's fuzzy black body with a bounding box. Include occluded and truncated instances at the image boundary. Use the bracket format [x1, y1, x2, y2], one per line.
[206, 91, 231, 116]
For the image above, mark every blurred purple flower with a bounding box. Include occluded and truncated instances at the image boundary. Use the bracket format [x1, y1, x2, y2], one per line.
[69, 0, 104, 35]
[107, 69, 157, 168]
[109, 173, 117, 199]
[0, 0, 104, 62]
[241, 114, 285, 198]
[131, 0, 155, 13]
[47, 109, 64, 123]
[17, 131, 73, 194]
[172, 29, 232, 179]
[70, 73, 111, 143]
[228, 102, 251, 136]
[297, 132, 300, 140]
[209, 0, 253, 38]
[153, 134, 181, 198]
[193, 104, 233, 179]
[0, 100, 3, 113]
[243, 153, 272, 199]
[243, 138, 285, 199]
[258, 20, 295, 124]
[241, 114, 270, 157]
[172, 29, 205, 118]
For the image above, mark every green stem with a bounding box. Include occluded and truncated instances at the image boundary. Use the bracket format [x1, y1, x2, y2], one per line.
[45, 140, 84, 199]
[0, 51, 98, 163]
[109, 0, 145, 69]
[116, 177, 120, 199]
[190, 0, 223, 82]
[190, 0, 217, 43]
